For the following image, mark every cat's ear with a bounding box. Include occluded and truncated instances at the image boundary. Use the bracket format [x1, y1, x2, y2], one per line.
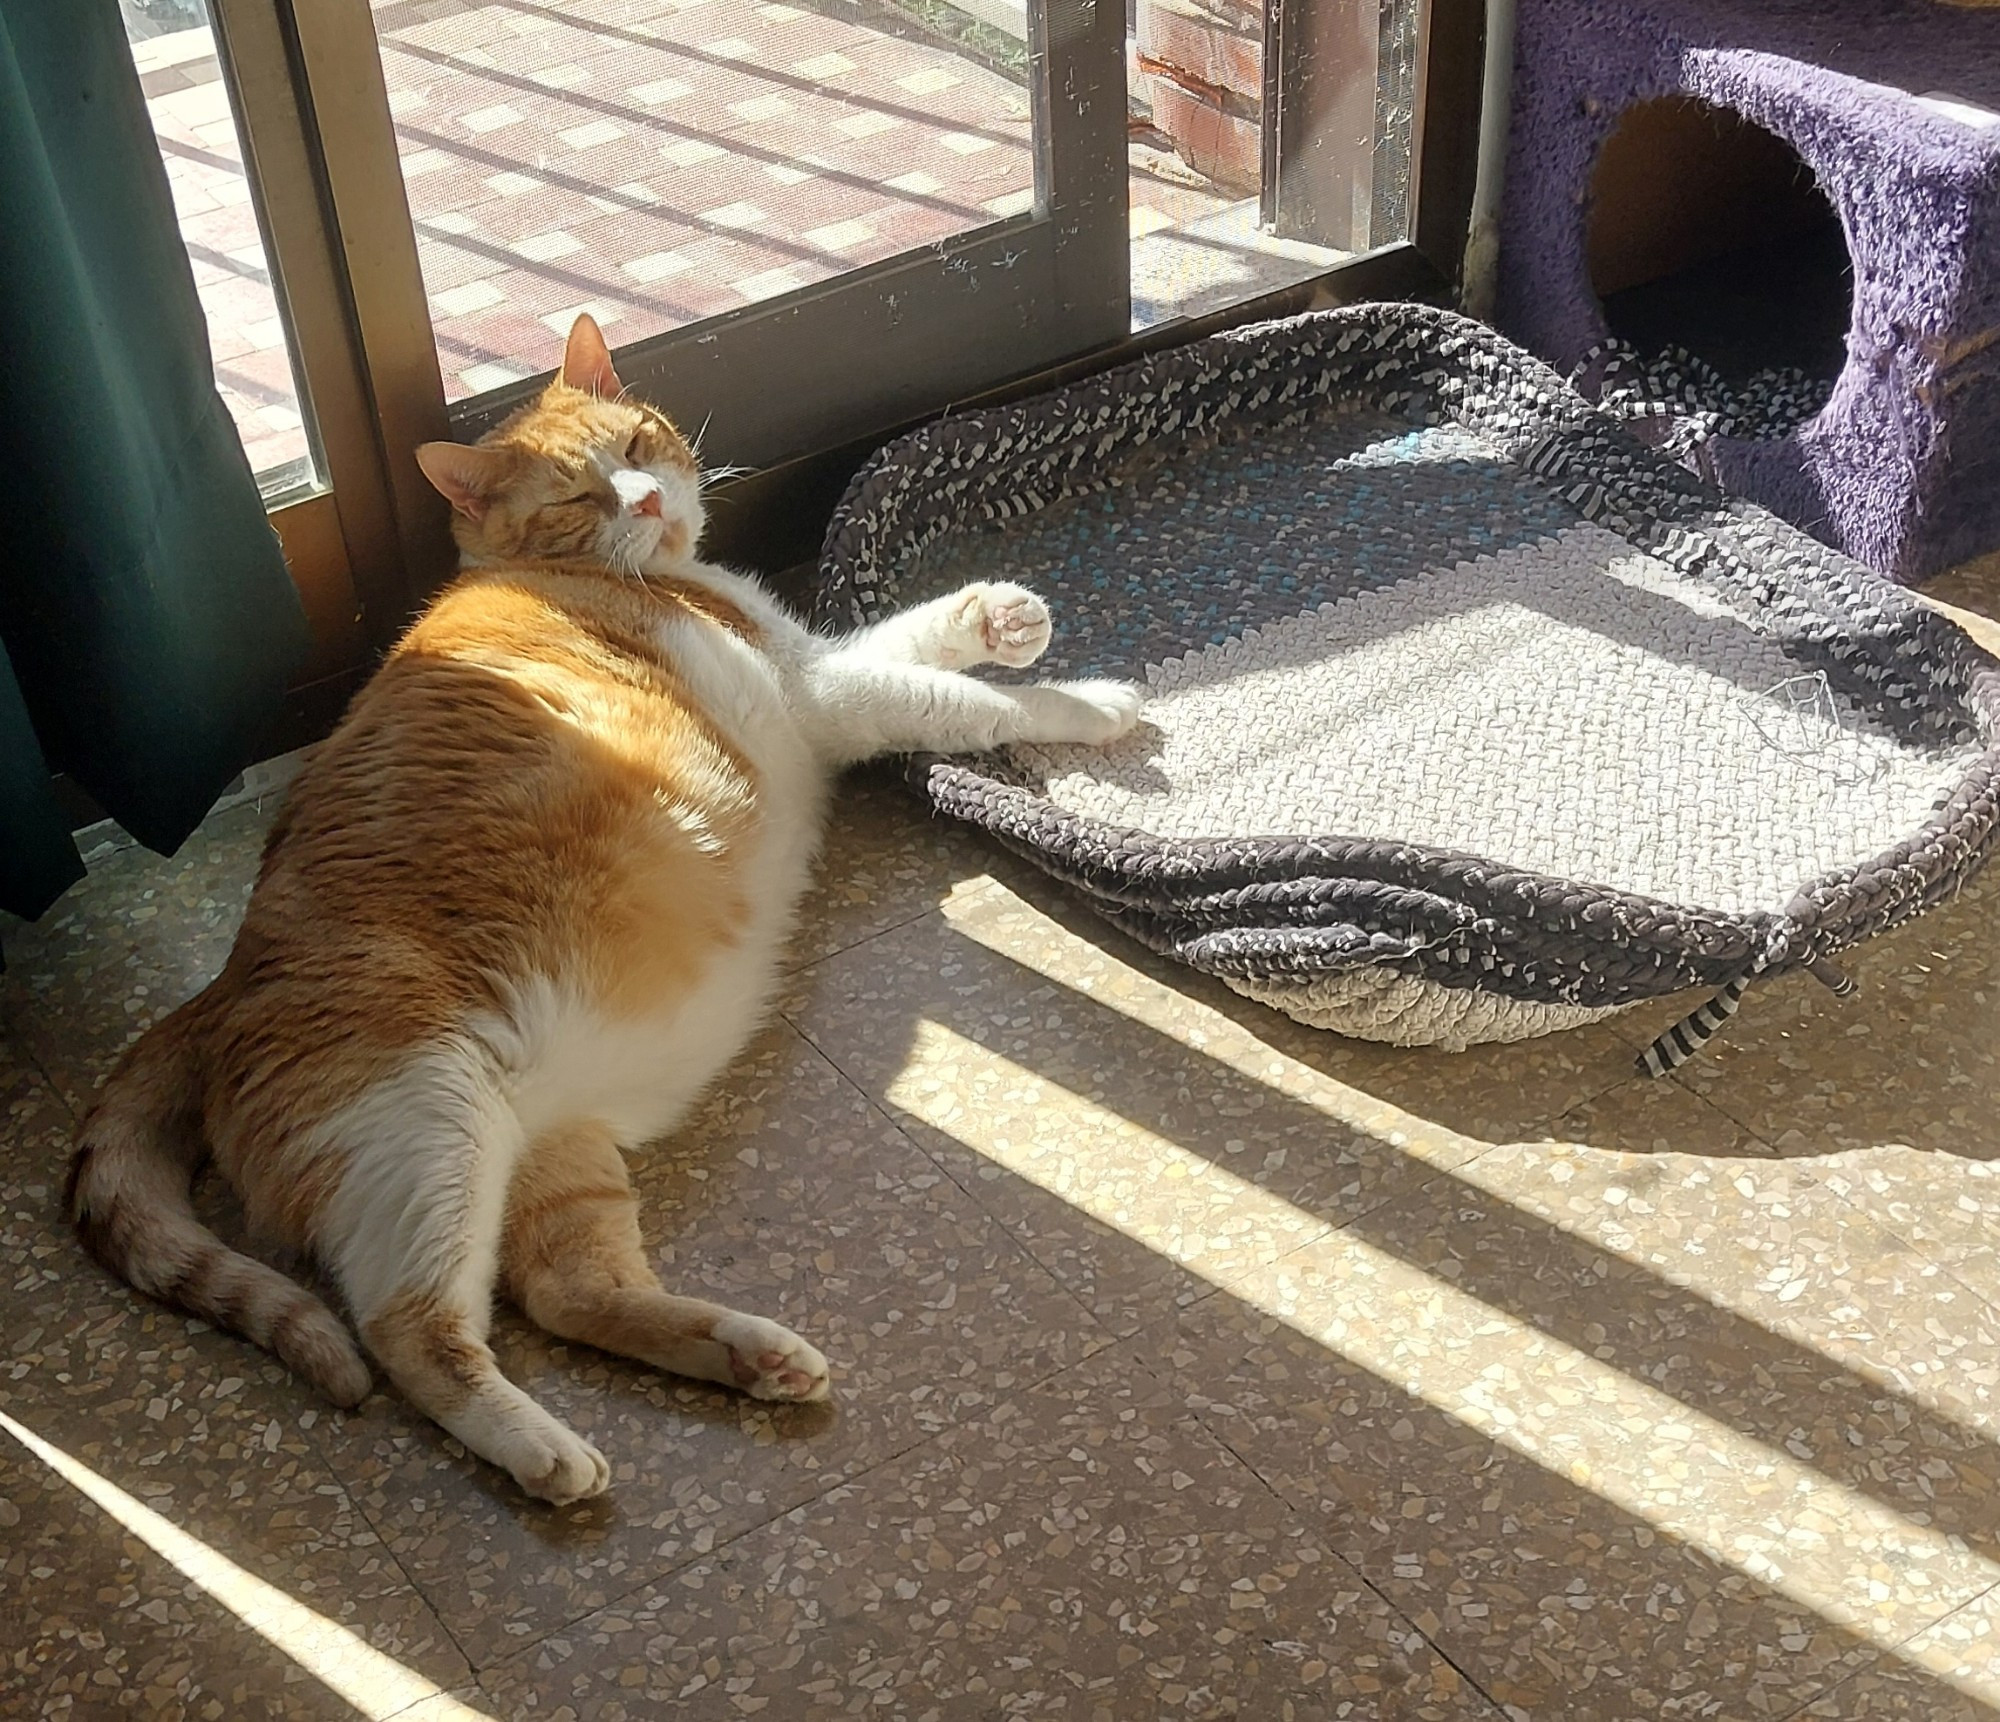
[560, 313, 622, 397]
[415, 441, 511, 520]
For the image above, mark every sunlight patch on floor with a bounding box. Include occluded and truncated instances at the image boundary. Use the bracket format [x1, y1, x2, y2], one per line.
[938, 889, 1487, 1168]
[895, 1021, 2000, 1706]
[0, 1409, 491, 1722]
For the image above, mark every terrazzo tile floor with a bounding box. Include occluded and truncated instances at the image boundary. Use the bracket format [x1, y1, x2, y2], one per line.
[10, 560, 2000, 1716]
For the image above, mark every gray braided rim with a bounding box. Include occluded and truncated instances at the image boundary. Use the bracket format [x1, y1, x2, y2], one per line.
[815, 302, 2000, 1013]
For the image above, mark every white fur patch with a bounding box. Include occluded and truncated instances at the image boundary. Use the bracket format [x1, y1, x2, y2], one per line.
[319, 1041, 524, 1323]
[486, 967, 778, 1152]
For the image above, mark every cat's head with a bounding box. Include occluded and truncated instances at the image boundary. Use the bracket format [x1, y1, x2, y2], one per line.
[415, 315, 703, 573]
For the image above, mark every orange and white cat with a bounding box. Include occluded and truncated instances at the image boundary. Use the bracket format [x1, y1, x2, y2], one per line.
[68, 314, 1138, 1503]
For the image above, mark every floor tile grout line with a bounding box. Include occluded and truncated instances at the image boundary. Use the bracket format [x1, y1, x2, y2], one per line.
[488, 1332, 1470, 1702]
[1042, 1303, 1511, 1703]
[3, 1027, 80, 1132]
[519, 1384, 1147, 1697]
[469, 1318, 1143, 1682]
[1566, 1046, 1677, 1120]
[378, 1683, 472, 1722]
[293, 1409, 486, 1681]
[465, 1424, 947, 1677]
[778, 894, 952, 980]
[776, 996, 1124, 1339]
[1796, 1158, 2000, 1329]
[1551, 1037, 1800, 1159]
[1128, 1295, 1521, 1721]
[1118, 1301, 1327, 1525]
[1661, 1063, 1790, 1148]
[1768, 1575, 2000, 1722]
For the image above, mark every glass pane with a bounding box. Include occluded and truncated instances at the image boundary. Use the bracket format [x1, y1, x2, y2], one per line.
[123, 0, 320, 498]
[370, 0, 1040, 402]
[1128, 0, 1420, 329]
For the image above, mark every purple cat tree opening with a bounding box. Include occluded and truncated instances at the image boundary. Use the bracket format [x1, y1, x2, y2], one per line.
[1496, 0, 2000, 583]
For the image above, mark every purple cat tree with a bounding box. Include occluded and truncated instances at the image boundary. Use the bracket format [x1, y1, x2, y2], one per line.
[1496, 0, 2000, 583]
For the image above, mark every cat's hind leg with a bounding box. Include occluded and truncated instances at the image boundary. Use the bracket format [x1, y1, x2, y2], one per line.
[502, 1122, 829, 1402]
[326, 1054, 612, 1504]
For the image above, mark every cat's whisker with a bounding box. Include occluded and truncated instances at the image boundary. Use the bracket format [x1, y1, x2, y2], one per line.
[609, 536, 650, 583]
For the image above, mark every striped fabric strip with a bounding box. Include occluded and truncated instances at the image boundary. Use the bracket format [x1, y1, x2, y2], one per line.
[1637, 976, 1752, 1077]
[1570, 338, 1828, 456]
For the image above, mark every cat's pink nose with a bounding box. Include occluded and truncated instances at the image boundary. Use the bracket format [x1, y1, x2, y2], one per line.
[632, 490, 662, 519]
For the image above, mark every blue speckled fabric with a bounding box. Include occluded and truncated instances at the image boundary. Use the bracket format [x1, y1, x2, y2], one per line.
[895, 417, 1584, 682]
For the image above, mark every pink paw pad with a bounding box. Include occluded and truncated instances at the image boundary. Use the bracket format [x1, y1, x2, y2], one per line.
[979, 589, 1051, 666]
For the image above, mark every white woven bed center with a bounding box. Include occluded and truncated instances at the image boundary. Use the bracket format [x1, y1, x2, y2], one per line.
[1013, 524, 1977, 913]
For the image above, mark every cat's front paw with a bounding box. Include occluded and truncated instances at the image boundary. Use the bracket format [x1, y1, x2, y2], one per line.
[942, 581, 1052, 668]
[1036, 678, 1144, 746]
[714, 1311, 831, 1402]
[977, 583, 1054, 667]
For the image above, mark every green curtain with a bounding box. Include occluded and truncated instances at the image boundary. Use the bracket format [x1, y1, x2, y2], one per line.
[0, 0, 310, 925]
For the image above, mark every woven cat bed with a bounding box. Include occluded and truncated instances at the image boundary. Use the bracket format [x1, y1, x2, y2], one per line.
[815, 304, 2000, 1055]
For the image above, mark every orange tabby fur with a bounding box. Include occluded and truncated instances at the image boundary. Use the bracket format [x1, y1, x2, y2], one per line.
[68, 314, 1142, 1502]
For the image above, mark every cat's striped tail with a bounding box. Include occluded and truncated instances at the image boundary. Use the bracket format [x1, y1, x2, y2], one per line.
[66, 1001, 372, 1408]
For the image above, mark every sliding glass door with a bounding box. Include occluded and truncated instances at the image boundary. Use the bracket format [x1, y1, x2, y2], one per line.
[122, 0, 420, 705]
[299, 0, 1130, 474]
[128, 0, 1484, 673]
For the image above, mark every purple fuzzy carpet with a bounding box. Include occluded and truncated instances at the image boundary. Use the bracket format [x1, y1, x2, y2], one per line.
[1498, 0, 2000, 582]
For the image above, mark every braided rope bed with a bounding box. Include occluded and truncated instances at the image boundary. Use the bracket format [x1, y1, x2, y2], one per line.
[815, 304, 2000, 1057]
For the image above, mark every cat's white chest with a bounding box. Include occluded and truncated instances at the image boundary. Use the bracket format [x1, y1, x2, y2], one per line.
[497, 799, 819, 1147]
[499, 948, 785, 1148]
[499, 609, 826, 1149]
